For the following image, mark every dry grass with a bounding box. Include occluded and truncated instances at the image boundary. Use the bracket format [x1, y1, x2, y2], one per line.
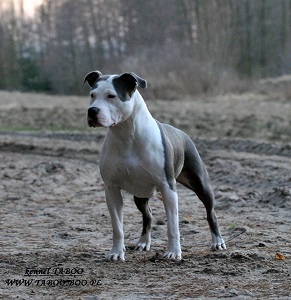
[0, 91, 88, 109]
[0, 81, 290, 142]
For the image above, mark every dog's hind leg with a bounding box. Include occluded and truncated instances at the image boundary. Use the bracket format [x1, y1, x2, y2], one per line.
[177, 138, 226, 250]
[134, 196, 152, 251]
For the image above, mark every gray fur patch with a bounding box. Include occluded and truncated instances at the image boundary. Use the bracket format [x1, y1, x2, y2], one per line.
[156, 121, 176, 191]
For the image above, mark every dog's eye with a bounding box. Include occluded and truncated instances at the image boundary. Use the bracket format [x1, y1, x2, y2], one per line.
[90, 93, 94, 99]
[108, 94, 116, 99]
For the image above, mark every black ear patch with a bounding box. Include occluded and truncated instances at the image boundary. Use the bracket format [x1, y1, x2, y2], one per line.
[83, 70, 103, 87]
[112, 73, 147, 102]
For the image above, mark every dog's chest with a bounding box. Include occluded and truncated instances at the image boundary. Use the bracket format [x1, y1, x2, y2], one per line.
[100, 141, 165, 198]
[103, 153, 157, 197]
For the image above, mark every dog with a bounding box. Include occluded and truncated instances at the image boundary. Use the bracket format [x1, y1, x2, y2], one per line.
[83, 71, 226, 261]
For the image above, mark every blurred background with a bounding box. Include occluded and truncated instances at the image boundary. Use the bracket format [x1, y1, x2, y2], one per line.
[1, 0, 291, 97]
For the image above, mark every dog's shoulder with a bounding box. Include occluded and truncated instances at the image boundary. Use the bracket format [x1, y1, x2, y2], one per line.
[155, 120, 190, 146]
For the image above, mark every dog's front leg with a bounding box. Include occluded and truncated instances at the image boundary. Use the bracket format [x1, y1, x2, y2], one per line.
[161, 186, 182, 260]
[105, 185, 125, 261]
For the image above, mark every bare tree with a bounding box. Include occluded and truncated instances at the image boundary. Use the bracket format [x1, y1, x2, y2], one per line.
[1, 0, 291, 94]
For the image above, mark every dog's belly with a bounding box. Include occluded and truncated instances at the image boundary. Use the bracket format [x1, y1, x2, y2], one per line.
[120, 178, 155, 198]
[102, 157, 157, 198]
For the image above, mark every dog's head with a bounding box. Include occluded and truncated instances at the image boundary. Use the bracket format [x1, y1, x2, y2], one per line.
[84, 71, 147, 128]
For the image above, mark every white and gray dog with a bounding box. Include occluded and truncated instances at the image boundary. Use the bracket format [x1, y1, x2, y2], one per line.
[84, 71, 226, 261]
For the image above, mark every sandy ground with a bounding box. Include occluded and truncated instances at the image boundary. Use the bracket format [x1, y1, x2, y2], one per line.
[0, 90, 291, 299]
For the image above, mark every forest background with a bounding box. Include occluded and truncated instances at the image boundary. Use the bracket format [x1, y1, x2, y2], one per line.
[1, 0, 291, 97]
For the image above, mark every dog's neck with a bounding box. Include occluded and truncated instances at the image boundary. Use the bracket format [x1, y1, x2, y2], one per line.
[108, 91, 154, 140]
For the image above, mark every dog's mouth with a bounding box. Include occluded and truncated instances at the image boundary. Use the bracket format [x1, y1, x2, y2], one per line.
[87, 119, 102, 128]
[87, 119, 116, 128]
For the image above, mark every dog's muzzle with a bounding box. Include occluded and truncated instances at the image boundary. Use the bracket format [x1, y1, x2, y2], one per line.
[87, 107, 100, 127]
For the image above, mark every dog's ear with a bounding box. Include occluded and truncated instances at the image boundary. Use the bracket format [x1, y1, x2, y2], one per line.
[128, 72, 147, 89]
[112, 73, 147, 101]
[83, 70, 103, 87]
[116, 73, 147, 91]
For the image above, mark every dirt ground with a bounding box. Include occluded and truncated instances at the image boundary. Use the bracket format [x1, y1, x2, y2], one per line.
[0, 89, 291, 299]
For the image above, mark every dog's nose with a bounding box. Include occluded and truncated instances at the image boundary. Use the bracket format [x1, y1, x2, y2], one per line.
[87, 107, 100, 119]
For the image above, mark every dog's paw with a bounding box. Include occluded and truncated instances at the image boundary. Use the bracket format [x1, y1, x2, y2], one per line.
[163, 250, 182, 261]
[211, 236, 227, 250]
[106, 248, 125, 261]
[134, 236, 151, 251]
